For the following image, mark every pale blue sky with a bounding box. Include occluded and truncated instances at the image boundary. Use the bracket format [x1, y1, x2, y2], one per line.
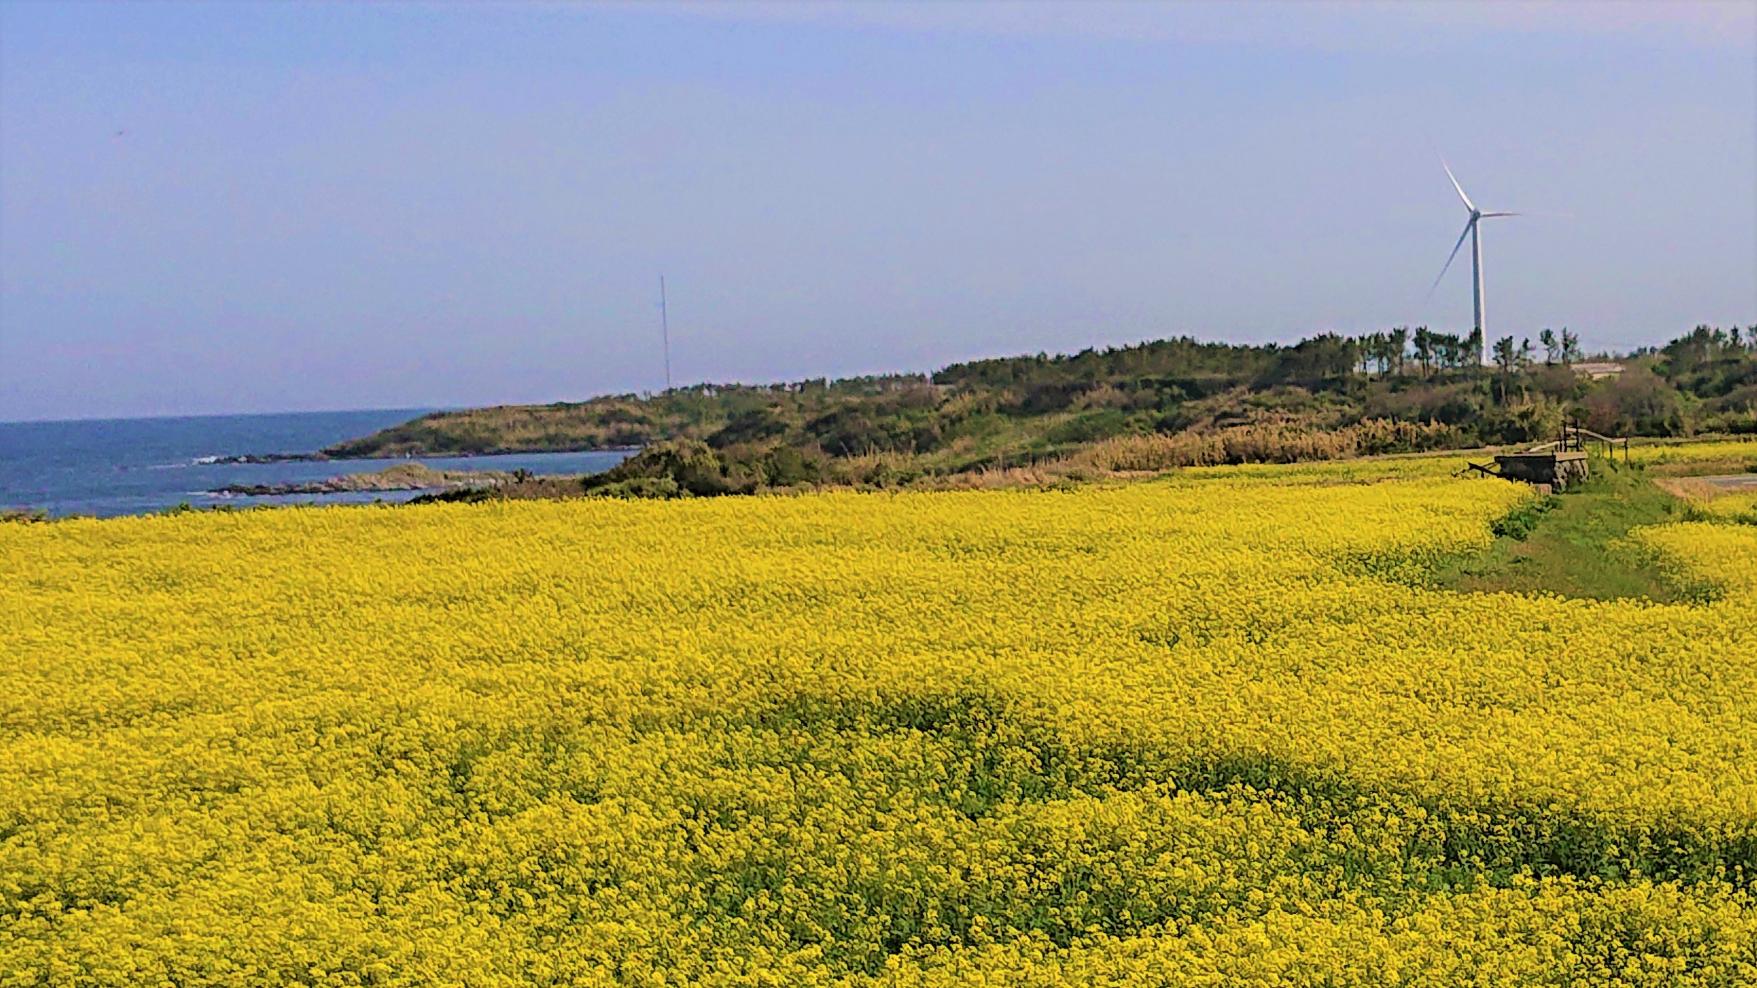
[1, 1, 1752, 420]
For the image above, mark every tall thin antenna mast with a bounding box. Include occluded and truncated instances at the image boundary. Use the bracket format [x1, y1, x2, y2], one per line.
[659, 274, 672, 391]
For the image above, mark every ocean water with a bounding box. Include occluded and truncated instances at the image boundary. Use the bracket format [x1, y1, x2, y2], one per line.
[0, 409, 632, 518]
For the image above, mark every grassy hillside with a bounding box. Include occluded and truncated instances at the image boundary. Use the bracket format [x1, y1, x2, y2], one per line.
[327, 326, 1757, 489]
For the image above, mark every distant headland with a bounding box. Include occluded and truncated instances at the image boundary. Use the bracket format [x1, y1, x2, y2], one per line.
[290, 327, 1752, 497]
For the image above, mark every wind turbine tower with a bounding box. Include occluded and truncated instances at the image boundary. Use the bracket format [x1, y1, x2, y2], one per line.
[1430, 160, 1518, 365]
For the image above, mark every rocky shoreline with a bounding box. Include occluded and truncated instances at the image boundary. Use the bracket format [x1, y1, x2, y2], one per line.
[208, 463, 512, 497]
[208, 452, 329, 464]
[211, 446, 636, 464]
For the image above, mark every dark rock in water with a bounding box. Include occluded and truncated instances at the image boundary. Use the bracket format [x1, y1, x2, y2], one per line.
[211, 482, 305, 496]
[207, 463, 510, 497]
[210, 480, 360, 496]
[210, 452, 329, 464]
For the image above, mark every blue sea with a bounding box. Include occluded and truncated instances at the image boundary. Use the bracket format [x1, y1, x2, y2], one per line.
[0, 409, 632, 518]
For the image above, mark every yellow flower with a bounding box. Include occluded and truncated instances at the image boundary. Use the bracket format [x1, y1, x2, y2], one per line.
[3, 458, 1755, 985]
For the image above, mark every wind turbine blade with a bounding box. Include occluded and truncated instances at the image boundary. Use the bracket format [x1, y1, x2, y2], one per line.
[1427, 218, 1474, 299]
[1441, 157, 1475, 212]
[1479, 211, 1520, 218]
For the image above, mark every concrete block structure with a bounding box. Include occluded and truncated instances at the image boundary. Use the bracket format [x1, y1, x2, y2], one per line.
[1492, 450, 1590, 491]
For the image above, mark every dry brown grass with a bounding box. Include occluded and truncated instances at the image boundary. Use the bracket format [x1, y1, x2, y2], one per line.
[826, 449, 923, 487]
[914, 464, 1086, 491]
[1073, 419, 1457, 474]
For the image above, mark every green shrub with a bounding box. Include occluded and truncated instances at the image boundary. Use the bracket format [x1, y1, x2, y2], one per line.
[1044, 409, 1132, 446]
[761, 445, 828, 487]
[1490, 496, 1559, 541]
[587, 476, 683, 499]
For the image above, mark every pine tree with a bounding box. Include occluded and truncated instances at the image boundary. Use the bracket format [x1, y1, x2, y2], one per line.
[1539, 328, 1559, 365]
[1413, 327, 1434, 378]
[1492, 337, 1518, 404]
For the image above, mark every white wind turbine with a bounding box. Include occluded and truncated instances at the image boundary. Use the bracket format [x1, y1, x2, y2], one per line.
[1429, 159, 1518, 365]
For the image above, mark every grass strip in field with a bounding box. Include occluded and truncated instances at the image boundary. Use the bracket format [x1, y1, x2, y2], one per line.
[1429, 464, 1696, 603]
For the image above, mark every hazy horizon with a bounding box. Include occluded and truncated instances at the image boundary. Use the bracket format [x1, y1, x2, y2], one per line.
[0, 324, 1723, 427]
[3, 1, 1753, 421]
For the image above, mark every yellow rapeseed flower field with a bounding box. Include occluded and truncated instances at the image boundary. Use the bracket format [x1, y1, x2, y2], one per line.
[1629, 437, 1757, 466]
[1684, 491, 1757, 527]
[3, 459, 1756, 986]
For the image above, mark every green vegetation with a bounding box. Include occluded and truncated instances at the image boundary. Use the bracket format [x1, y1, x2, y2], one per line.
[1428, 465, 1706, 603]
[326, 325, 1756, 495]
[1487, 493, 1560, 541]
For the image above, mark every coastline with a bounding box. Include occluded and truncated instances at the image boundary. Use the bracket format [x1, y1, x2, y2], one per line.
[216, 444, 644, 464]
[1, 410, 636, 519]
[205, 462, 514, 497]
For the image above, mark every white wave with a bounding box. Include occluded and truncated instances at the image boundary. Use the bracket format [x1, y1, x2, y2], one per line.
[147, 455, 225, 470]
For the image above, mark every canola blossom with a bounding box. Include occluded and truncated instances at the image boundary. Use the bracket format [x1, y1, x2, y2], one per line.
[3, 460, 1757, 986]
[1688, 491, 1757, 526]
[1627, 437, 1757, 466]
